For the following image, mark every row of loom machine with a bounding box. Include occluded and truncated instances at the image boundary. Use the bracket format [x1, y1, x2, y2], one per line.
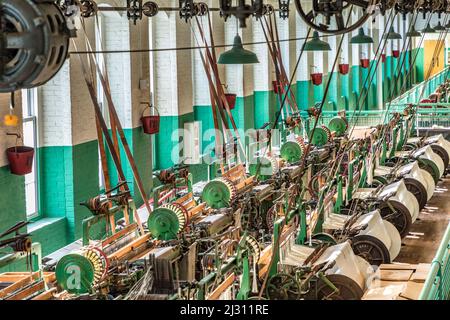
[2, 98, 450, 300]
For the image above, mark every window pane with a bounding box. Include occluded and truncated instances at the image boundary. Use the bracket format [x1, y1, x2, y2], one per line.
[25, 182, 37, 215]
[22, 89, 38, 218]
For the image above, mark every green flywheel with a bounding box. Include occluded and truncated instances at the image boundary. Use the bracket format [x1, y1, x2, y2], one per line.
[280, 141, 304, 163]
[147, 207, 181, 241]
[328, 117, 348, 137]
[309, 127, 329, 147]
[249, 156, 277, 181]
[202, 179, 235, 209]
[55, 253, 95, 294]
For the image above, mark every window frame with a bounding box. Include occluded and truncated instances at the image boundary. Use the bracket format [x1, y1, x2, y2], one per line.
[22, 89, 40, 220]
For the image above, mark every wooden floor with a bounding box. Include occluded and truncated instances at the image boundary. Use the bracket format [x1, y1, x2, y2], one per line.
[395, 177, 450, 264]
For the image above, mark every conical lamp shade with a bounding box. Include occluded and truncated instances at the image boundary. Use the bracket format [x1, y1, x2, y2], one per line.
[350, 28, 373, 44]
[304, 31, 331, 51]
[218, 35, 259, 64]
[406, 26, 421, 38]
[434, 22, 446, 31]
[421, 23, 435, 33]
[383, 26, 402, 40]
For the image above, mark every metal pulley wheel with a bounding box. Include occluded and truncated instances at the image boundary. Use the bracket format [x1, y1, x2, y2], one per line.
[351, 235, 391, 266]
[202, 178, 237, 209]
[142, 1, 159, 17]
[0, 0, 71, 92]
[55, 247, 108, 294]
[404, 177, 428, 210]
[294, 0, 377, 35]
[310, 274, 364, 300]
[309, 125, 331, 147]
[242, 234, 261, 263]
[147, 203, 186, 240]
[328, 116, 348, 137]
[249, 155, 279, 181]
[266, 273, 301, 300]
[378, 201, 412, 238]
[280, 137, 306, 163]
[430, 144, 449, 170]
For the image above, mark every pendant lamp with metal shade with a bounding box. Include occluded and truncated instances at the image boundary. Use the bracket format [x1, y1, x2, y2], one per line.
[421, 23, 436, 33]
[304, 31, 331, 51]
[434, 21, 446, 31]
[218, 34, 259, 64]
[383, 26, 402, 40]
[406, 26, 421, 38]
[445, 20, 450, 29]
[350, 28, 373, 44]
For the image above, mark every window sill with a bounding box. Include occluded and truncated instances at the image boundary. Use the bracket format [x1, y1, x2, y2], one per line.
[27, 217, 66, 234]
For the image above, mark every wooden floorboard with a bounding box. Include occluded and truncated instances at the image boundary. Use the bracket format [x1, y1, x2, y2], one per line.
[395, 176, 450, 264]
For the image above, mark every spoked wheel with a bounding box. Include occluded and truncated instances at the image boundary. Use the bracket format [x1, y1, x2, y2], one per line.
[351, 235, 391, 266]
[430, 144, 449, 170]
[294, 0, 377, 35]
[404, 178, 427, 210]
[418, 159, 440, 184]
[379, 201, 412, 238]
[310, 274, 364, 300]
[266, 273, 301, 300]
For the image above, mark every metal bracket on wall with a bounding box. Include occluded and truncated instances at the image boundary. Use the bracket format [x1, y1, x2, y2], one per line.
[278, 0, 290, 19]
[219, 0, 264, 28]
[127, 0, 143, 24]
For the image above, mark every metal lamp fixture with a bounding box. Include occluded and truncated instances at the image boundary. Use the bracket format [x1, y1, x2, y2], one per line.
[350, 28, 373, 44]
[434, 21, 446, 31]
[218, 35, 259, 64]
[445, 20, 450, 29]
[383, 26, 402, 40]
[406, 26, 422, 38]
[304, 31, 331, 51]
[421, 23, 435, 33]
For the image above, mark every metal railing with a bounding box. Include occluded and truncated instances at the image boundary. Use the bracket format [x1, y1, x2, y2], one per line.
[419, 223, 450, 300]
[391, 67, 449, 105]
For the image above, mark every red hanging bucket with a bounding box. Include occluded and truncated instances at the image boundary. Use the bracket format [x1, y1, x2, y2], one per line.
[338, 63, 349, 75]
[392, 50, 400, 58]
[381, 53, 386, 62]
[224, 93, 237, 110]
[7, 146, 34, 176]
[272, 81, 281, 94]
[360, 58, 370, 68]
[141, 103, 160, 135]
[311, 73, 323, 85]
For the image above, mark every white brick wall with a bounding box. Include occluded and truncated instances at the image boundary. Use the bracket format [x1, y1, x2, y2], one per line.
[192, 4, 226, 107]
[38, 61, 72, 147]
[296, 12, 310, 81]
[103, 11, 133, 129]
[0, 92, 23, 166]
[70, 19, 97, 145]
[252, 18, 270, 91]
[152, 9, 179, 116]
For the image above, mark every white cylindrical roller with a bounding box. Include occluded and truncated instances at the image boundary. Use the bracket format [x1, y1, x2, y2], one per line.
[354, 211, 394, 259]
[420, 169, 436, 201]
[397, 161, 435, 202]
[425, 134, 450, 162]
[414, 146, 445, 178]
[379, 180, 420, 223]
[382, 220, 402, 260]
[313, 241, 370, 290]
